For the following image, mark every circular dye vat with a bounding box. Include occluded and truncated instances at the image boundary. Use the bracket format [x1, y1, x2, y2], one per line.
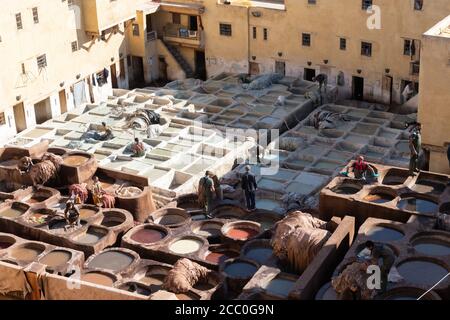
[397, 197, 438, 213]
[0, 236, 16, 250]
[413, 239, 450, 256]
[364, 193, 395, 204]
[63, 155, 89, 166]
[39, 250, 72, 268]
[140, 273, 166, 291]
[130, 228, 167, 244]
[10, 244, 45, 262]
[365, 225, 404, 242]
[205, 250, 239, 264]
[193, 280, 216, 291]
[225, 227, 259, 241]
[81, 272, 115, 287]
[76, 230, 104, 244]
[27, 210, 52, 224]
[244, 247, 273, 265]
[397, 260, 448, 287]
[263, 277, 296, 297]
[315, 282, 338, 300]
[48, 219, 67, 230]
[223, 261, 258, 279]
[79, 208, 98, 219]
[331, 184, 361, 195]
[194, 222, 223, 237]
[154, 214, 187, 226]
[169, 238, 203, 254]
[88, 251, 134, 272]
[0, 206, 27, 219]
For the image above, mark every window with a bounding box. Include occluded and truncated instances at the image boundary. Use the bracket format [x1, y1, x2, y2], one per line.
[362, 0, 372, 10]
[119, 58, 126, 79]
[414, 0, 423, 10]
[37, 54, 47, 68]
[263, 28, 268, 41]
[0, 113, 5, 126]
[32, 7, 39, 24]
[302, 33, 311, 46]
[71, 41, 78, 52]
[220, 23, 232, 36]
[308, 0, 317, 4]
[340, 38, 347, 50]
[361, 42, 372, 56]
[253, 27, 257, 39]
[16, 13, 23, 30]
[21, 63, 26, 74]
[132, 24, 140, 36]
[172, 13, 181, 24]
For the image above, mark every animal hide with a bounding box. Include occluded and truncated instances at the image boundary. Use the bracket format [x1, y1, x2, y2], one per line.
[27, 160, 58, 186]
[163, 259, 210, 293]
[68, 184, 89, 203]
[41, 153, 63, 171]
[101, 193, 115, 208]
[331, 262, 374, 300]
[271, 211, 330, 273]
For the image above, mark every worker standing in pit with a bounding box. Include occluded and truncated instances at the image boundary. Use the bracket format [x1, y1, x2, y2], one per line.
[409, 123, 422, 175]
[312, 73, 328, 93]
[364, 241, 396, 293]
[131, 138, 145, 157]
[198, 171, 215, 218]
[341, 155, 378, 181]
[241, 165, 258, 211]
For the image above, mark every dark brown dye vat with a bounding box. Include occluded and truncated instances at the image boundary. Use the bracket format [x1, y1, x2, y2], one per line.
[131, 228, 167, 244]
[121, 282, 152, 296]
[382, 169, 409, 186]
[364, 193, 395, 204]
[39, 250, 72, 268]
[331, 184, 361, 195]
[0, 236, 16, 249]
[205, 250, 239, 264]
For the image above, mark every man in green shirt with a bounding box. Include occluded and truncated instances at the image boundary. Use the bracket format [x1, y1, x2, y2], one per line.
[409, 123, 422, 175]
[198, 171, 215, 217]
[365, 241, 396, 293]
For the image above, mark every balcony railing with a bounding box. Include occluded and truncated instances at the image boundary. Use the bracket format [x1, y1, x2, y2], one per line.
[162, 23, 203, 47]
[147, 30, 157, 42]
[410, 61, 420, 76]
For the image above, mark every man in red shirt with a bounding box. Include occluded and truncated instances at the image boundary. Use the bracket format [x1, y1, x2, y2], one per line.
[342, 156, 378, 180]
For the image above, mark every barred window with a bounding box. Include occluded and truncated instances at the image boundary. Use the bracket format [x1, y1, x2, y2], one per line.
[219, 23, 232, 36]
[37, 54, 47, 68]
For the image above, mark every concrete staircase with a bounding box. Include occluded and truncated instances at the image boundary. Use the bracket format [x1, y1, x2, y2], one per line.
[164, 42, 195, 78]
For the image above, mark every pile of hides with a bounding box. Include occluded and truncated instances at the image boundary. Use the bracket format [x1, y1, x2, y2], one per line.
[281, 193, 319, 212]
[244, 73, 283, 91]
[100, 193, 115, 208]
[331, 262, 374, 300]
[68, 184, 89, 203]
[23, 153, 63, 186]
[128, 110, 161, 131]
[163, 259, 210, 293]
[437, 213, 450, 231]
[308, 111, 350, 130]
[18, 157, 33, 172]
[271, 211, 330, 273]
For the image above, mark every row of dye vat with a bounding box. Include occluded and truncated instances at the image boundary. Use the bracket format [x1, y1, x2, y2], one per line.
[331, 179, 449, 215]
[0, 200, 134, 256]
[316, 219, 450, 300]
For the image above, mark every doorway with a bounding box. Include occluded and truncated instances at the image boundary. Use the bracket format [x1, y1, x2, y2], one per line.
[189, 16, 198, 31]
[195, 50, 206, 80]
[275, 61, 286, 76]
[110, 63, 118, 88]
[129, 56, 145, 88]
[159, 56, 168, 81]
[13, 103, 27, 133]
[352, 76, 364, 100]
[304, 68, 316, 81]
[59, 90, 67, 114]
[249, 62, 260, 76]
[382, 75, 393, 105]
[34, 98, 52, 124]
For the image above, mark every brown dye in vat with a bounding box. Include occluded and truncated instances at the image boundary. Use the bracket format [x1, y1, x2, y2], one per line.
[39, 250, 72, 267]
[226, 227, 258, 241]
[0, 207, 25, 219]
[88, 251, 134, 272]
[131, 229, 166, 244]
[63, 155, 89, 166]
[11, 246, 43, 262]
[79, 208, 97, 219]
[205, 251, 238, 264]
[101, 219, 122, 227]
[193, 281, 215, 291]
[0, 241, 13, 249]
[141, 274, 166, 291]
[81, 272, 115, 287]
